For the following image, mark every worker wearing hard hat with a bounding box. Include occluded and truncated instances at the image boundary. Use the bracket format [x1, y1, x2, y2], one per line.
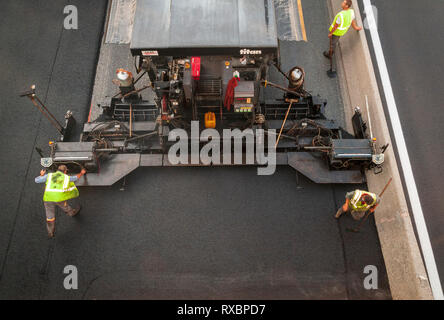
[35, 165, 86, 238]
[323, 0, 362, 59]
[335, 189, 380, 220]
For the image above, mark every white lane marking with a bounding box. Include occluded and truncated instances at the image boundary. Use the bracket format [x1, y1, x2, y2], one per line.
[363, 0, 443, 300]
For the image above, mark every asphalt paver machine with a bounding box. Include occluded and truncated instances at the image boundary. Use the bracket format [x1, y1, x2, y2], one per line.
[22, 0, 386, 186]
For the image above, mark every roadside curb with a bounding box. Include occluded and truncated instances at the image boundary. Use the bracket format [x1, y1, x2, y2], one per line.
[326, 0, 433, 299]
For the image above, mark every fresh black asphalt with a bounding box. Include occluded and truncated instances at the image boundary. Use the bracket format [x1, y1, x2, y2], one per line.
[0, 0, 390, 299]
[358, 0, 444, 292]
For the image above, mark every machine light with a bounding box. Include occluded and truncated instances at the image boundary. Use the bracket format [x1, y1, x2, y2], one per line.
[205, 112, 216, 129]
[191, 57, 201, 80]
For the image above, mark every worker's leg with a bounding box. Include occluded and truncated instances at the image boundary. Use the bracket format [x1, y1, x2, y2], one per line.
[44, 202, 56, 238]
[323, 35, 340, 58]
[331, 35, 340, 56]
[56, 200, 80, 217]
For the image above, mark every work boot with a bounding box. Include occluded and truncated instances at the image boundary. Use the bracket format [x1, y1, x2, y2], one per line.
[47, 221, 55, 238]
[68, 205, 81, 217]
[334, 207, 344, 219]
[323, 51, 331, 59]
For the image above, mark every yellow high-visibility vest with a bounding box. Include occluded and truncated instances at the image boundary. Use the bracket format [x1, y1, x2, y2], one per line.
[43, 172, 79, 202]
[330, 9, 353, 36]
[350, 190, 377, 212]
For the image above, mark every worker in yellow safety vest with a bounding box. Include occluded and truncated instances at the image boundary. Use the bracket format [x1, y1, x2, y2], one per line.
[35, 165, 86, 238]
[335, 189, 380, 220]
[323, 0, 362, 59]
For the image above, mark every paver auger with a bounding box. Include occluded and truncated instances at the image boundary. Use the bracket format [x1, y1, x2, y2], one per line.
[22, 0, 386, 186]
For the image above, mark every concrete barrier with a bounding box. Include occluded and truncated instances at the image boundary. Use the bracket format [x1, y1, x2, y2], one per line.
[327, 0, 433, 299]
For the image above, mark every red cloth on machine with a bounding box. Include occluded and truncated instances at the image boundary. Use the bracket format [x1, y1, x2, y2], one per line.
[224, 76, 239, 111]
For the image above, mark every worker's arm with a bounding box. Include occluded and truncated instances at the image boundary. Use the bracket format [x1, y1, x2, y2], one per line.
[35, 170, 47, 183]
[368, 196, 381, 213]
[328, 23, 339, 38]
[352, 19, 362, 31]
[342, 198, 350, 211]
[369, 202, 381, 213]
[74, 169, 87, 180]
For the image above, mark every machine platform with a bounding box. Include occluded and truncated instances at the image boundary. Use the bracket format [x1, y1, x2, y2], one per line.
[130, 0, 279, 56]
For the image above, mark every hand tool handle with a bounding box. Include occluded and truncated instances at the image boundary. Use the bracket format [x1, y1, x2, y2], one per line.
[378, 177, 393, 197]
[275, 102, 293, 148]
[366, 177, 393, 213]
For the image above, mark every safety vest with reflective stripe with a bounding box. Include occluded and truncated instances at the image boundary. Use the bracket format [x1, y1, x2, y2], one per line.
[350, 190, 377, 212]
[330, 9, 353, 36]
[43, 172, 79, 202]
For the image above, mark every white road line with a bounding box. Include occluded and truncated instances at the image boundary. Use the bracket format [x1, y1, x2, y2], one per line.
[363, 0, 443, 300]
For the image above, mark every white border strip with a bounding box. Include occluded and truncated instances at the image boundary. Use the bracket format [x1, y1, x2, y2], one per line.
[363, 0, 443, 300]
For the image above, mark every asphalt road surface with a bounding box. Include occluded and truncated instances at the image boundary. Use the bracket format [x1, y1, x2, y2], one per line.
[0, 0, 390, 299]
[358, 0, 444, 292]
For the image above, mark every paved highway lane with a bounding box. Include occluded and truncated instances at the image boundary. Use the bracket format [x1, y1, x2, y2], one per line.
[0, 0, 390, 299]
[0, 0, 109, 297]
[358, 0, 444, 291]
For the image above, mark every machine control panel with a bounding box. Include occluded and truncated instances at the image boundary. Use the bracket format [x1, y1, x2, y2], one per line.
[234, 81, 254, 113]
